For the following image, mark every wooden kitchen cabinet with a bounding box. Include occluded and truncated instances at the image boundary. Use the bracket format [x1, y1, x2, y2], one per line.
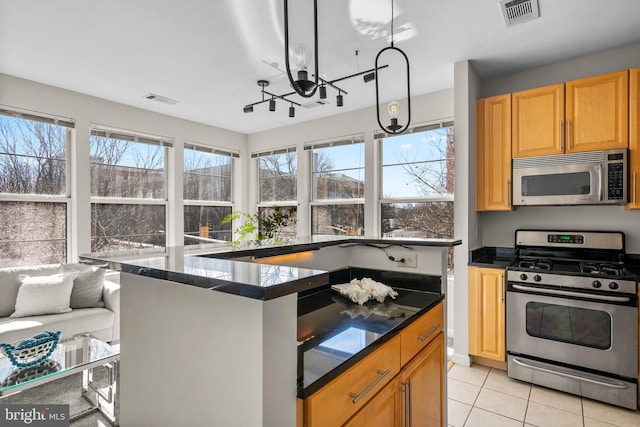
[565, 70, 628, 153]
[303, 302, 445, 427]
[343, 376, 403, 427]
[400, 332, 445, 427]
[629, 67, 640, 210]
[512, 83, 565, 158]
[468, 266, 505, 365]
[476, 94, 512, 211]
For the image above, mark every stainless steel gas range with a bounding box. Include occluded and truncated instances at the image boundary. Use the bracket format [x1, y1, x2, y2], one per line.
[506, 230, 638, 410]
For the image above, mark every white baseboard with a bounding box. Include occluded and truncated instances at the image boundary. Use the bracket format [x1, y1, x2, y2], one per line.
[450, 352, 472, 367]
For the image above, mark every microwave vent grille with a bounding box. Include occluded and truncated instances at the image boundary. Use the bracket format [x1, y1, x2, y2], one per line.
[499, 0, 540, 27]
[513, 151, 605, 169]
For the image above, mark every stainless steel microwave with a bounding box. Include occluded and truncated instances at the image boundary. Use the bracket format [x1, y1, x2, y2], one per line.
[512, 149, 628, 206]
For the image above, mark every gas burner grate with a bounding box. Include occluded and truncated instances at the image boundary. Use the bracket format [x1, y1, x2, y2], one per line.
[519, 259, 553, 270]
[580, 262, 624, 276]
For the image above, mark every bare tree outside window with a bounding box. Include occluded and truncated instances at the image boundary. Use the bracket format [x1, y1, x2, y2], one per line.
[90, 133, 166, 252]
[311, 142, 365, 235]
[183, 147, 233, 245]
[0, 115, 69, 267]
[380, 126, 455, 272]
[258, 152, 297, 203]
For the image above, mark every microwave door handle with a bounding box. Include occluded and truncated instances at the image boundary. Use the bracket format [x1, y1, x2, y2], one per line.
[597, 164, 603, 202]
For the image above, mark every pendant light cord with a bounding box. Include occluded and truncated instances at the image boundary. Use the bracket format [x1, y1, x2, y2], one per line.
[391, 0, 395, 47]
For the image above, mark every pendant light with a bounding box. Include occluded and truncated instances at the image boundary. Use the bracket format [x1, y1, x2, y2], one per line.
[375, 0, 411, 134]
[284, 0, 319, 98]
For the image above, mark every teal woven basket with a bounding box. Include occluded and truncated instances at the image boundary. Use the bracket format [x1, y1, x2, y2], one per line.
[0, 331, 61, 368]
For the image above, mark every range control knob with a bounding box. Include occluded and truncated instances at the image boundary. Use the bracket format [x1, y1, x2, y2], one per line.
[533, 275, 542, 282]
[591, 280, 602, 289]
[609, 282, 619, 290]
[519, 273, 528, 281]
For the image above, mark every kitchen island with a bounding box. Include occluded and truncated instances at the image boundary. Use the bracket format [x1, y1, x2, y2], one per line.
[81, 236, 460, 427]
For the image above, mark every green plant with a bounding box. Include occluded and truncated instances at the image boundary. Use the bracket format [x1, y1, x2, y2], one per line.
[221, 206, 296, 247]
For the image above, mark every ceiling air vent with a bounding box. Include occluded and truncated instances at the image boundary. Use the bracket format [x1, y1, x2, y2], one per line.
[144, 93, 179, 105]
[500, 0, 540, 27]
[301, 99, 329, 109]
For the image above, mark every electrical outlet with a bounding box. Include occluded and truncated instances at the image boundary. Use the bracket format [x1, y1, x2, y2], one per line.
[396, 252, 417, 268]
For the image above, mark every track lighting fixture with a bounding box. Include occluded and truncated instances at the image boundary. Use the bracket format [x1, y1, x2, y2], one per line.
[336, 91, 344, 107]
[269, 98, 276, 112]
[243, 105, 253, 113]
[363, 72, 376, 83]
[375, 0, 411, 134]
[289, 104, 295, 117]
[319, 84, 327, 99]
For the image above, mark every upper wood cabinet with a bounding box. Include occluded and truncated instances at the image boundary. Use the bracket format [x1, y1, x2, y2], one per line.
[468, 266, 505, 363]
[629, 68, 640, 210]
[476, 94, 512, 211]
[512, 84, 565, 158]
[565, 70, 629, 152]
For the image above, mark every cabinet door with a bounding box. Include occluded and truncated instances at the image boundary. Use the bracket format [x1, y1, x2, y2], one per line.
[512, 84, 564, 157]
[343, 376, 403, 427]
[401, 332, 445, 427]
[468, 267, 505, 362]
[565, 70, 629, 152]
[629, 68, 640, 209]
[477, 94, 512, 211]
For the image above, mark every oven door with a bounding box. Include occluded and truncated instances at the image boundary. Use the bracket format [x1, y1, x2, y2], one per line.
[506, 283, 638, 379]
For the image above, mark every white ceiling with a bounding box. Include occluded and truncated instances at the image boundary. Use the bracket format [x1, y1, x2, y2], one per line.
[1, 0, 640, 135]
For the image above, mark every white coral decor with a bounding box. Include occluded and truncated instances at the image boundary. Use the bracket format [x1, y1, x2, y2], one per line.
[338, 277, 398, 305]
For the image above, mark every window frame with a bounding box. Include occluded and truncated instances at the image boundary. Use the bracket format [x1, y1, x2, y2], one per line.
[0, 107, 74, 266]
[254, 146, 298, 208]
[89, 124, 172, 251]
[306, 135, 366, 236]
[183, 142, 237, 244]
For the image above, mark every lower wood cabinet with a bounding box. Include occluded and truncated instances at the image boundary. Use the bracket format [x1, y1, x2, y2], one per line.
[301, 302, 445, 427]
[468, 266, 506, 364]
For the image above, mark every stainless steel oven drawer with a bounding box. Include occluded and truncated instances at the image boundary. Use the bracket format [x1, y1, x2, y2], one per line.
[508, 354, 638, 410]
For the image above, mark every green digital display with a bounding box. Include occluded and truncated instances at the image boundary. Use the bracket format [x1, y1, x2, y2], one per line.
[559, 235, 571, 241]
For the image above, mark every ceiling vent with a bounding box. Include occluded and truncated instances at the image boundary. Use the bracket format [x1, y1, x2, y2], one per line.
[301, 99, 329, 109]
[144, 93, 179, 105]
[500, 0, 540, 27]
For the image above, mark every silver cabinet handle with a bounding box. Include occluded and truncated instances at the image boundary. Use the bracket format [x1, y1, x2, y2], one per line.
[500, 274, 504, 304]
[418, 324, 441, 342]
[506, 178, 512, 207]
[559, 120, 563, 151]
[404, 378, 413, 427]
[512, 358, 629, 389]
[349, 369, 391, 404]
[567, 119, 571, 151]
[633, 171, 637, 206]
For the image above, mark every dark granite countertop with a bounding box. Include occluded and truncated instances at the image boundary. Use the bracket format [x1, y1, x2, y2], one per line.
[297, 267, 443, 398]
[80, 236, 459, 301]
[468, 246, 516, 269]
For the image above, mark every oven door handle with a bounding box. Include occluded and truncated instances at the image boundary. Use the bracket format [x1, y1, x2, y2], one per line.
[512, 358, 630, 389]
[511, 284, 631, 303]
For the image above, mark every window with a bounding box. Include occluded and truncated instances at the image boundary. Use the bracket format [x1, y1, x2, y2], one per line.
[379, 123, 455, 271]
[183, 144, 236, 244]
[307, 137, 364, 236]
[90, 126, 170, 252]
[254, 148, 298, 237]
[0, 109, 73, 267]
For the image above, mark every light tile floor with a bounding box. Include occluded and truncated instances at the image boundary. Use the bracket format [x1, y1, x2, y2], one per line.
[447, 364, 640, 427]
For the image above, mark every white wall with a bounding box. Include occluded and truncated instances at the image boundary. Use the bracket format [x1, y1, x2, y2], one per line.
[476, 43, 640, 253]
[0, 73, 249, 259]
[247, 89, 455, 237]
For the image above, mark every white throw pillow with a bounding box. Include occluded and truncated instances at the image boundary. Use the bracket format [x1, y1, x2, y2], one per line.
[10, 272, 78, 318]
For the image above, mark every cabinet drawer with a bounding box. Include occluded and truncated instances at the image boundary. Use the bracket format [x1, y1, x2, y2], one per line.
[304, 335, 401, 427]
[400, 302, 443, 366]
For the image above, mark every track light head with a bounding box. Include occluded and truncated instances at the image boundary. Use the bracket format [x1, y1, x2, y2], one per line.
[363, 72, 376, 83]
[319, 85, 327, 99]
[289, 105, 295, 118]
[243, 105, 254, 113]
[336, 92, 344, 107]
[269, 98, 276, 112]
